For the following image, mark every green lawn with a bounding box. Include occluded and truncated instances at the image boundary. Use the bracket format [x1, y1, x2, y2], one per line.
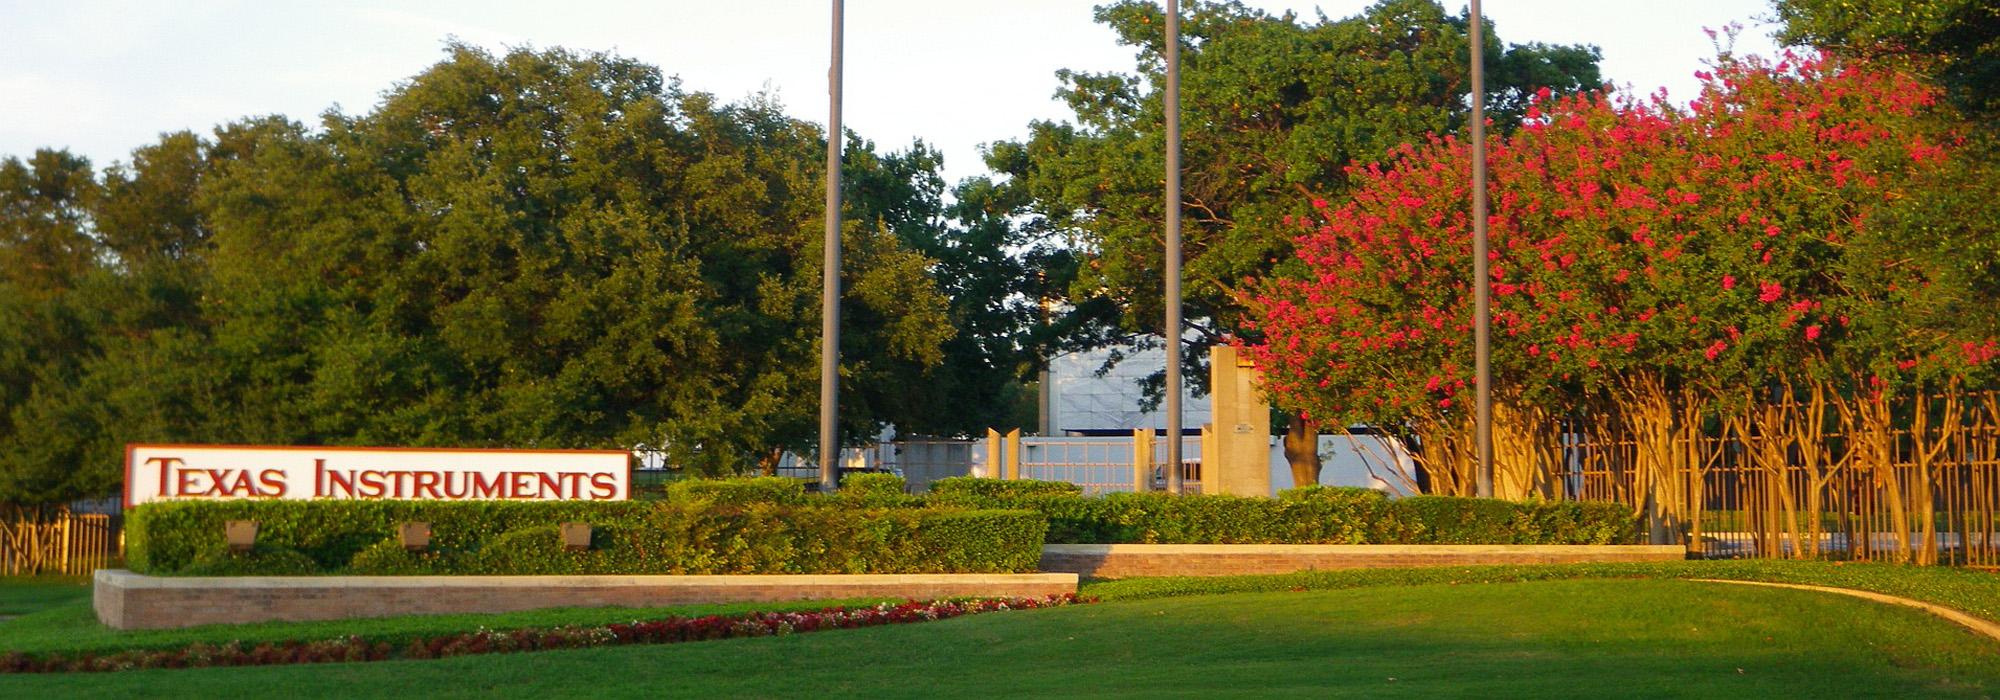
[2, 562, 1996, 696]
[0, 593, 905, 657]
[3, 577, 1998, 698]
[0, 577, 90, 617]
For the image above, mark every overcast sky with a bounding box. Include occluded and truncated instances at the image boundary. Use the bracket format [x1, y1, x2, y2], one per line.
[1, 1, 1781, 184]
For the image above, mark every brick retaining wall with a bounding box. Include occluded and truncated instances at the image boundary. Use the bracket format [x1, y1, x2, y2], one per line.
[93, 570, 1079, 630]
[1038, 544, 1686, 579]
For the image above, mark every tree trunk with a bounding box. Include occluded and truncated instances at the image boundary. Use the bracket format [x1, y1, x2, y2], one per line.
[1285, 412, 1320, 488]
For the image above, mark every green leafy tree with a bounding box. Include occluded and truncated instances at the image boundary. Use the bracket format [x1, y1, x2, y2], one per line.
[0, 44, 963, 501]
[996, 0, 1600, 483]
[0, 150, 108, 502]
[1774, 0, 2000, 119]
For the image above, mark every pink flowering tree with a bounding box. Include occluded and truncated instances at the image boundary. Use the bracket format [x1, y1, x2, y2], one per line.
[1246, 53, 1995, 509]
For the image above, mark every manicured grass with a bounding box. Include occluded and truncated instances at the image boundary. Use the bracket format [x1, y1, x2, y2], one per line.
[3, 578, 1997, 698]
[1083, 560, 2000, 618]
[0, 595, 901, 656]
[0, 577, 90, 617]
[3, 560, 1993, 660]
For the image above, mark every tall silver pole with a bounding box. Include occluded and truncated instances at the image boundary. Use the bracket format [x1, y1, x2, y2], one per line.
[1470, 0, 1494, 499]
[1163, 0, 1184, 495]
[819, 0, 844, 492]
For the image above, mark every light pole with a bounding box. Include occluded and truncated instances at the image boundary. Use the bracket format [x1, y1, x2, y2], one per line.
[1470, 0, 1494, 498]
[819, 0, 844, 493]
[1163, 0, 1184, 495]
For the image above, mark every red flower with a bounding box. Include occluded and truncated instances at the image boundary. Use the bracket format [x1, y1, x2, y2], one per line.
[1704, 340, 1728, 360]
[1721, 275, 1736, 290]
[1805, 325, 1822, 341]
[1758, 281, 1784, 303]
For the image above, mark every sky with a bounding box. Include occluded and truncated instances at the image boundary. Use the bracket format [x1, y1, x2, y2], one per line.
[0, 1, 1781, 184]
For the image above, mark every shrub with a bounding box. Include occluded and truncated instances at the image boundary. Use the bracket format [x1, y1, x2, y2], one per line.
[927, 477, 1082, 505]
[125, 499, 656, 574]
[346, 539, 458, 576]
[470, 526, 609, 575]
[1382, 496, 1524, 544]
[178, 545, 320, 577]
[664, 477, 809, 507]
[1277, 485, 1388, 503]
[837, 472, 917, 508]
[932, 482, 1637, 546]
[1377, 496, 1640, 545]
[126, 500, 1047, 576]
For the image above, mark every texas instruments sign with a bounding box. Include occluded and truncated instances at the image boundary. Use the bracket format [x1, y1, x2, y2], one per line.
[124, 444, 631, 507]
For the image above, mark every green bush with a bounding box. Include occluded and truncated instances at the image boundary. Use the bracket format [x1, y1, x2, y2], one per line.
[1378, 496, 1638, 545]
[178, 544, 320, 576]
[126, 500, 1047, 576]
[838, 472, 915, 508]
[934, 482, 1639, 546]
[1382, 496, 1522, 543]
[927, 477, 1083, 504]
[469, 526, 607, 575]
[1277, 485, 1388, 503]
[125, 499, 656, 574]
[346, 539, 459, 576]
[664, 477, 809, 507]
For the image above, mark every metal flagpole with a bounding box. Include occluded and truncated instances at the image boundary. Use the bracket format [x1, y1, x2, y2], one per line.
[1470, 0, 1494, 499]
[1163, 0, 1184, 495]
[819, 0, 845, 492]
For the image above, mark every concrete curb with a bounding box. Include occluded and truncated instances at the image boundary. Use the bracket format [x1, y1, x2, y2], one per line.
[1691, 578, 2000, 643]
[93, 569, 1078, 630]
[1040, 543, 1686, 578]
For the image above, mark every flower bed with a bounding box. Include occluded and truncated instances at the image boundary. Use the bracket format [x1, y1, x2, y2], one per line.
[8, 595, 1090, 673]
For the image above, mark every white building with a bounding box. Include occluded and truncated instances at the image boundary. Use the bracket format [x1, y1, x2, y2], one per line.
[1043, 340, 1418, 495]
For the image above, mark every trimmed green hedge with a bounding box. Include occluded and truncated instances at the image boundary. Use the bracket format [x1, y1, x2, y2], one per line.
[658, 477, 1639, 545]
[928, 476, 1082, 502]
[125, 500, 1046, 576]
[663, 477, 808, 507]
[936, 479, 1639, 545]
[178, 544, 321, 577]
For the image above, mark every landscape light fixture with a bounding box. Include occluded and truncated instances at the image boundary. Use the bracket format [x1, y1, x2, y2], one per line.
[224, 520, 258, 553]
[399, 521, 432, 552]
[560, 522, 592, 552]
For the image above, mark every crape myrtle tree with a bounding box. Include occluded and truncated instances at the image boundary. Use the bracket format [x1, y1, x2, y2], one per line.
[0, 44, 1000, 502]
[994, 0, 1600, 485]
[1247, 52, 2000, 530]
[1775, 0, 2000, 121]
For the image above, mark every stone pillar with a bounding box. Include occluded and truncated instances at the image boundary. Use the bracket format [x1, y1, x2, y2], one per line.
[1132, 428, 1154, 492]
[1005, 428, 1022, 480]
[1207, 345, 1273, 497]
[984, 428, 1002, 479]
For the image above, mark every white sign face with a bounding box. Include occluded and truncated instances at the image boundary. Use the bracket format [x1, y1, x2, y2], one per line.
[124, 444, 631, 507]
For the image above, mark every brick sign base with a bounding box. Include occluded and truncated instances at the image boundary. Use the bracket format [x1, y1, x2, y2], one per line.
[93, 570, 1079, 630]
[1038, 544, 1686, 579]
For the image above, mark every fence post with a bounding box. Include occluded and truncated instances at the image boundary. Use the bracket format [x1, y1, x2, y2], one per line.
[1133, 429, 1154, 492]
[59, 511, 71, 576]
[1198, 423, 1215, 494]
[1005, 428, 1022, 481]
[984, 428, 1002, 479]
